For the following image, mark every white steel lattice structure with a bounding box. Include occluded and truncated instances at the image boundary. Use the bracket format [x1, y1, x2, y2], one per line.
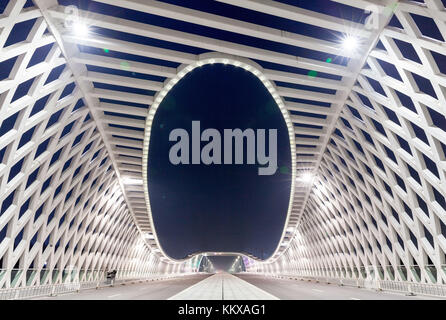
[0, 0, 191, 290]
[0, 0, 445, 294]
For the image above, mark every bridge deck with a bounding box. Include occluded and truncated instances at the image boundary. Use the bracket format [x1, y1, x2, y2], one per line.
[168, 273, 278, 300]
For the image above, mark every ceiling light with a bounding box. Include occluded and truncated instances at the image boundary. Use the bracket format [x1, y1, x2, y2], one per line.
[122, 177, 143, 185]
[342, 36, 359, 52]
[72, 21, 89, 36]
[298, 173, 314, 183]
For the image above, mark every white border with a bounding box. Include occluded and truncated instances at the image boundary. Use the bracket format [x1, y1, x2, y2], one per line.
[142, 53, 296, 262]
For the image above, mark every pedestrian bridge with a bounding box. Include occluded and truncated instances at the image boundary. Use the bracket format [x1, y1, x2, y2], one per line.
[0, 0, 446, 300]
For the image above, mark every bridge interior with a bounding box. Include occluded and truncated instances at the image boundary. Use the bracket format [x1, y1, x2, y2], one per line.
[0, 0, 446, 300]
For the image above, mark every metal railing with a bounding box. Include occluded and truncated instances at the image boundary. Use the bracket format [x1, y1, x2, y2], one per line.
[249, 272, 446, 298]
[0, 269, 198, 300]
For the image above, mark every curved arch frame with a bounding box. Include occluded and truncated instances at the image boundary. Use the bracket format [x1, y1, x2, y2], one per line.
[142, 53, 297, 263]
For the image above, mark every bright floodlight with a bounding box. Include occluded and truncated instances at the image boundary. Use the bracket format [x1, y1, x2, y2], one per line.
[122, 177, 143, 185]
[299, 173, 314, 183]
[342, 36, 359, 52]
[72, 21, 89, 36]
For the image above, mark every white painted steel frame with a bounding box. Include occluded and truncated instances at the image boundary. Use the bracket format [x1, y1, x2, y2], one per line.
[1, 0, 446, 291]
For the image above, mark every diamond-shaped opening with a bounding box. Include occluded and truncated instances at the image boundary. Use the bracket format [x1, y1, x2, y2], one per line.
[382, 105, 400, 125]
[372, 118, 386, 137]
[0, 56, 18, 81]
[4, 18, 38, 47]
[356, 92, 374, 110]
[401, 201, 413, 221]
[374, 155, 385, 172]
[393, 38, 421, 64]
[82, 141, 93, 155]
[27, 43, 54, 68]
[11, 77, 35, 102]
[62, 157, 73, 173]
[40, 175, 52, 195]
[411, 72, 437, 99]
[54, 182, 64, 198]
[34, 203, 44, 223]
[375, 39, 387, 51]
[423, 154, 440, 179]
[417, 194, 430, 218]
[13, 228, 23, 250]
[26, 167, 39, 188]
[45, 64, 66, 85]
[18, 126, 35, 149]
[99, 157, 108, 167]
[30, 93, 51, 117]
[388, 14, 403, 29]
[34, 137, 50, 159]
[409, 229, 418, 249]
[348, 105, 363, 121]
[50, 147, 63, 166]
[396, 134, 412, 155]
[424, 226, 434, 248]
[60, 120, 75, 139]
[0, 225, 7, 245]
[19, 197, 30, 219]
[384, 145, 397, 164]
[83, 113, 91, 123]
[432, 186, 446, 209]
[406, 162, 422, 185]
[410, 13, 444, 42]
[376, 58, 402, 81]
[0, 111, 19, 136]
[91, 149, 101, 162]
[45, 108, 64, 129]
[410, 122, 430, 145]
[72, 98, 85, 113]
[394, 89, 417, 113]
[366, 76, 387, 96]
[394, 173, 406, 192]
[1, 190, 15, 216]
[430, 50, 446, 75]
[8, 158, 24, 182]
[29, 232, 38, 251]
[440, 218, 446, 239]
[65, 188, 73, 203]
[72, 132, 84, 148]
[58, 82, 76, 101]
[438, 139, 446, 161]
[426, 106, 446, 132]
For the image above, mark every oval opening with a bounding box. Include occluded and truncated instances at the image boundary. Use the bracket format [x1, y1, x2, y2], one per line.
[145, 59, 294, 260]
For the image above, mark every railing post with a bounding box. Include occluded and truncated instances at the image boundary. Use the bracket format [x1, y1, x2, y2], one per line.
[377, 280, 382, 291]
[406, 284, 415, 296]
[50, 285, 55, 297]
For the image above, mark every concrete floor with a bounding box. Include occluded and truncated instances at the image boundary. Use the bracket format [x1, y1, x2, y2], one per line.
[169, 273, 278, 300]
[35, 274, 210, 300]
[35, 273, 441, 300]
[237, 274, 436, 300]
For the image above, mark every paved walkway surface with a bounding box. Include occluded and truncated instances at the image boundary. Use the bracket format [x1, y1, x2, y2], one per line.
[237, 274, 439, 300]
[34, 273, 443, 300]
[33, 274, 210, 300]
[168, 273, 278, 300]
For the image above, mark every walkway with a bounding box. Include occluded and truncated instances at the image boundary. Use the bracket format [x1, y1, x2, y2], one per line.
[168, 273, 278, 300]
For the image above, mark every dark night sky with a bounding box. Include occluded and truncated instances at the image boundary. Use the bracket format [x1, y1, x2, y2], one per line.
[148, 64, 291, 259]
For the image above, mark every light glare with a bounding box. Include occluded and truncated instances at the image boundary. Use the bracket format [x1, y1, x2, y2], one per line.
[342, 36, 358, 51]
[73, 21, 89, 36]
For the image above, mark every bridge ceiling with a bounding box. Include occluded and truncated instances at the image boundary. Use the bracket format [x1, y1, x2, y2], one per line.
[34, 0, 398, 261]
[0, 0, 172, 287]
[1, 0, 445, 274]
[250, 0, 446, 284]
